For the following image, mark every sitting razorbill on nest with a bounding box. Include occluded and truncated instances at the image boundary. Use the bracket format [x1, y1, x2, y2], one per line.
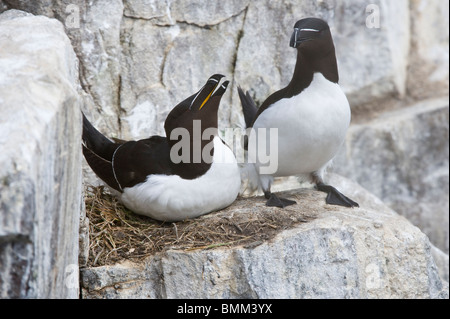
[82, 74, 241, 222]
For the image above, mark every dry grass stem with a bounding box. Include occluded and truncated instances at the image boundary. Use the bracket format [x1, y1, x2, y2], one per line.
[84, 185, 315, 267]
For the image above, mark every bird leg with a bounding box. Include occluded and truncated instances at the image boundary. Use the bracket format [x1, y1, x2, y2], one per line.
[264, 191, 296, 208]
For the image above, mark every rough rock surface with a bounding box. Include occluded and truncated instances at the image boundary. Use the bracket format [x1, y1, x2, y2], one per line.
[2, 1, 446, 244]
[0, 0, 448, 299]
[408, 0, 449, 100]
[334, 97, 449, 254]
[0, 10, 82, 298]
[0, 0, 414, 133]
[80, 179, 448, 299]
[3, 1, 447, 255]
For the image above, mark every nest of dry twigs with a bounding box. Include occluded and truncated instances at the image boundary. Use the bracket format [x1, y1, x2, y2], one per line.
[84, 185, 315, 267]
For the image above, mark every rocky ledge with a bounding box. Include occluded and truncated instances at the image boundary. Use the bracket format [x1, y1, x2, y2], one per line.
[81, 177, 449, 299]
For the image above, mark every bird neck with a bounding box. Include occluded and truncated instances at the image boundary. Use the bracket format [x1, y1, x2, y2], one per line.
[287, 48, 339, 96]
[166, 124, 217, 180]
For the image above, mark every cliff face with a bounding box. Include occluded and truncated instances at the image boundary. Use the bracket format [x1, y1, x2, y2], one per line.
[0, 0, 448, 299]
[2, 0, 447, 254]
[0, 11, 82, 298]
[334, 98, 449, 255]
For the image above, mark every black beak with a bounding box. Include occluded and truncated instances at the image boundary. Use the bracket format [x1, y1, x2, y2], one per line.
[290, 28, 300, 48]
[190, 74, 227, 110]
[290, 28, 320, 48]
[211, 80, 229, 98]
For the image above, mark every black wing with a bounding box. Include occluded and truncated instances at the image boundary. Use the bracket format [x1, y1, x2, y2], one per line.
[113, 136, 173, 189]
[82, 145, 122, 191]
[83, 112, 174, 191]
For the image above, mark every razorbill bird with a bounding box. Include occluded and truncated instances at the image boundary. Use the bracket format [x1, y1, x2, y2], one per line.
[82, 74, 241, 222]
[238, 18, 359, 208]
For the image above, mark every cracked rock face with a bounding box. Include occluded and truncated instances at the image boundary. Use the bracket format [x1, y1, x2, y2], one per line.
[334, 97, 450, 254]
[2, 0, 416, 136]
[0, 10, 82, 298]
[80, 180, 448, 299]
[0, 0, 448, 299]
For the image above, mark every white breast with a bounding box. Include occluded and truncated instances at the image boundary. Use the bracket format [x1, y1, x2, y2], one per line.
[250, 73, 351, 177]
[119, 136, 241, 222]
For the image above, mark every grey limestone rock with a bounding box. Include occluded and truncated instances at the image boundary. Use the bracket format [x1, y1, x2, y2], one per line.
[80, 178, 448, 299]
[334, 97, 449, 254]
[0, 10, 82, 298]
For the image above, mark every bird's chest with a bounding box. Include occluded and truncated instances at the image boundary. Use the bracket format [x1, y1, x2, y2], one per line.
[251, 74, 351, 175]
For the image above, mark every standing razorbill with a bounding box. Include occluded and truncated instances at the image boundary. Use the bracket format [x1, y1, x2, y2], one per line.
[83, 74, 241, 221]
[238, 18, 359, 208]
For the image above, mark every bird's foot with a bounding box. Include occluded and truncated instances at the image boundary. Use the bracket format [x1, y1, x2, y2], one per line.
[316, 183, 359, 208]
[264, 192, 297, 208]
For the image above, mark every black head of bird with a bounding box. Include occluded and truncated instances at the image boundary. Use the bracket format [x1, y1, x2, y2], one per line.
[290, 18, 335, 57]
[164, 74, 229, 168]
[164, 74, 229, 140]
[289, 17, 338, 84]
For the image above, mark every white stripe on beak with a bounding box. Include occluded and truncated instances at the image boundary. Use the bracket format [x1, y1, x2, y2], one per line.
[300, 28, 320, 32]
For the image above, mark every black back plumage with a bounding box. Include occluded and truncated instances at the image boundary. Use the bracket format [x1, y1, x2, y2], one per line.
[82, 74, 229, 192]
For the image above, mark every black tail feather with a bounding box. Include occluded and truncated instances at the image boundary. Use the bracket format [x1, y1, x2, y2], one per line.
[82, 112, 118, 161]
[82, 112, 123, 192]
[237, 86, 258, 129]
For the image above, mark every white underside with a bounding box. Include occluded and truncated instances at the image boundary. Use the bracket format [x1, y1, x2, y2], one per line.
[119, 137, 241, 222]
[247, 73, 351, 190]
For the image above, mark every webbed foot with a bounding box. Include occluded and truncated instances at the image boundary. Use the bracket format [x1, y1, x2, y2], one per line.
[264, 192, 297, 208]
[316, 183, 359, 208]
